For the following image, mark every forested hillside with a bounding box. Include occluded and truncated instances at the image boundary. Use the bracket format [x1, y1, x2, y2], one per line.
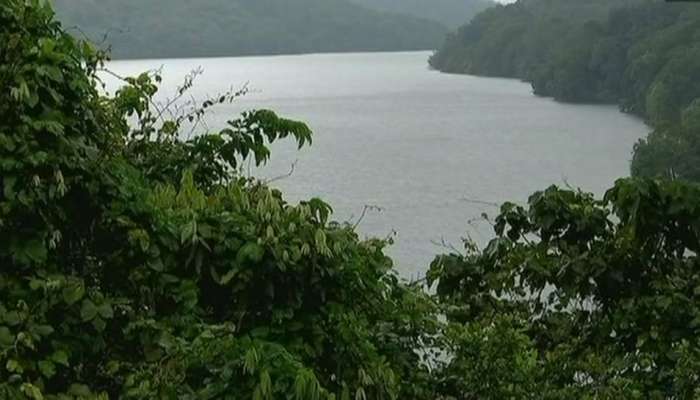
[51, 0, 448, 59]
[348, 0, 495, 29]
[430, 0, 700, 181]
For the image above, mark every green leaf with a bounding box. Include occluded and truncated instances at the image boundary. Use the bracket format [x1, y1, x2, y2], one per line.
[0, 327, 13, 347]
[62, 281, 85, 306]
[21, 383, 43, 400]
[23, 239, 48, 263]
[6, 359, 22, 373]
[180, 220, 197, 245]
[33, 324, 54, 337]
[92, 317, 106, 332]
[260, 370, 272, 396]
[149, 258, 165, 272]
[3, 176, 17, 200]
[315, 229, 327, 250]
[236, 242, 265, 264]
[50, 350, 69, 367]
[156, 332, 177, 351]
[97, 303, 114, 319]
[243, 347, 259, 374]
[38, 360, 56, 378]
[219, 268, 237, 285]
[29, 278, 44, 291]
[80, 300, 98, 322]
[4, 311, 21, 326]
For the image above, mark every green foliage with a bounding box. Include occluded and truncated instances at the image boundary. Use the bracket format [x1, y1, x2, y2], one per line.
[437, 316, 541, 399]
[430, 0, 700, 182]
[430, 0, 635, 85]
[0, 2, 439, 398]
[50, 0, 448, 59]
[6, 1, 700, 399]
[429, 177, 700, 399]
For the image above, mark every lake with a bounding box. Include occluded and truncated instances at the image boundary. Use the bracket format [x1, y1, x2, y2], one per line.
[105, 51, 647, 278]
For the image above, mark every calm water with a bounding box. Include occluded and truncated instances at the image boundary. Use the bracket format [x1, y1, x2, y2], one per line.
[106, 51, 647, 278]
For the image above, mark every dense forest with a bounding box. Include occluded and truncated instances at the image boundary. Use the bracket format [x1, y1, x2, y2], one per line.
[348, 0, 494, 29]
[431, 0, 700, 181]
[4, 0, 700, 399]
[50, 0, 449, 59]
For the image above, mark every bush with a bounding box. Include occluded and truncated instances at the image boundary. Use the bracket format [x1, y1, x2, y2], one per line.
[429, 178, 700, 399]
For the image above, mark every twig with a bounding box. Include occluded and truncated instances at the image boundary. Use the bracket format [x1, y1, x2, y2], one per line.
[460, 196, 500, 208]
[265, 160, 298, 184]
[64, 25, 124, 48]
[352, 205, 383, 230]
[430, 237, 463, 256]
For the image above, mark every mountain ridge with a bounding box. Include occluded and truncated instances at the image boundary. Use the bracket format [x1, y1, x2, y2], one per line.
[348, 0, 495, 28]
[52, 0, 450, 59]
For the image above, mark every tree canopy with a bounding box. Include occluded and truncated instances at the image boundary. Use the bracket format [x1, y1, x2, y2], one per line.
[429, 178, 700, 398]
[50, 0, 449, 59]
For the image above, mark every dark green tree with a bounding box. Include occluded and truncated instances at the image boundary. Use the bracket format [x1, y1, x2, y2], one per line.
[0, 2, 439, 398]
[429, 178, 700, 398]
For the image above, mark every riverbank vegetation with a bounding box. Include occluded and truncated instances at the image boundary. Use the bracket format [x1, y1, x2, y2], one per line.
[2, 1, 700, 398]
[430, 0, 700, 182]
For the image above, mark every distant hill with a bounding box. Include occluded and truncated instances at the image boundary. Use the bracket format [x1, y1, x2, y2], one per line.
[51, 0, 449, 59]
[429, 0, 666, 98]
[349, 0, 495, 29]
[430, 0, 700, 182]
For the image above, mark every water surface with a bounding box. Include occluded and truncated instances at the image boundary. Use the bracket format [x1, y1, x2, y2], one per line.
[106, 51, 647, 278]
